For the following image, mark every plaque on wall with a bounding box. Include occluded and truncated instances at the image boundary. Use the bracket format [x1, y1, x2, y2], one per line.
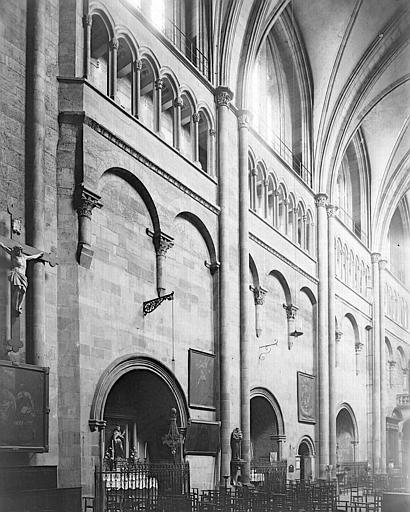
[185, 420, 220, 455]
[188, 349, 216, 410]
[297, 371, 316, 424]
[0, 360, 49, 451]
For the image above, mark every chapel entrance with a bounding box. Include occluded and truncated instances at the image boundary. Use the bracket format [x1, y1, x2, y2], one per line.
[336, 407, 356, 465]
[250, 396, 279, 463]
[103, 369, 181, 462]
[298, 441, 313, 481]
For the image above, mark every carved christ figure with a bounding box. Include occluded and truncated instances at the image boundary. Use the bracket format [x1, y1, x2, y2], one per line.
[0, 243, 43, 314]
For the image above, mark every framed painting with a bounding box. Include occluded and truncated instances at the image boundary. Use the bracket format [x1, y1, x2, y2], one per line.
[0, 360, 49, 451]
[184, 420, 220, 455]
[188, 349, 215, 410]
[297, 371, 316, 424]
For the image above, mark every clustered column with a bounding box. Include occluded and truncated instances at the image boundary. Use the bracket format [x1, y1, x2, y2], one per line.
[315, 193, 330, 477]
[238, 109, 252, 485]
[215, 86, 234, 483]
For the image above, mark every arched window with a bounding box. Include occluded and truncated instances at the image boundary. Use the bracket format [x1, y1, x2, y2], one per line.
[90, 14, 110, 95]
[159, 76, 176, 146]
[248, 154, 256, 210]
[306, 210, 314, 254]
[360, 261, 365, 294]
[336, 239, 342, 277]
[287, 194, 296, 240]
[342, 245, 348, 282]
[277, 185, 287, 233]
[335, 131, 369, 245]
[180, 93, 195, 160]
[296, 202, 305, 247]
[139, 58, 156, 131]
[354, 256, 360, 290]
[256, 164, 266, 217]
[267, 175, 276, 226]
[198, 110, 211, 173]
[116, 37, 134, 113]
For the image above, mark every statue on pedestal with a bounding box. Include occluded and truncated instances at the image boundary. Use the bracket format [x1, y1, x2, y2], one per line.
[0, 243, 43, 314]
[230, 427, 243, 485]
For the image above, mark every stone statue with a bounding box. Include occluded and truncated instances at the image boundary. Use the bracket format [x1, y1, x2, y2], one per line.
[0, 243, 43, 314]
[230, 427, 242, 460]
[111, 425, 125, 458]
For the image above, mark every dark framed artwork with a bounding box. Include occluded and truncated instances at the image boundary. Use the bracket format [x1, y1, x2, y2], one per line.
[184, 420, 220, 455]
[297, 371, 316, 424]
[0, 360, 49, 451]
[188, 349, 215, 410]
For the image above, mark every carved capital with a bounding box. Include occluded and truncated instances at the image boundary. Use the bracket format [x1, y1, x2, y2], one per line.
[335, 329, 343, 342]
[192, 112, 200, 123]
[237, 109, 252, 129]
[215, 86, 233, 108]
[379, 258, 388, 270]
[135, 59, 143, 71]
[173, 96, 183, 108]
[155, 78, 164, 90]
[355, 341, 364, 353]
[326, 204, 338, 218]
[251, 285, 267, 306]
[314, 193, 328, 208]
[251, 168, 257, 177]
[371, 252, 381, 264]
[109, 38, 119, 51]
[82, 14, 92, 27]
[75, 185, 102, 219]
[205, 260, 220, 275]
[147, 229, 174, 256]
[283, 303, 298, 320]
[89, 419, 107, 432]
[209, 128, 216, 137]
[388, 360, 397, 368]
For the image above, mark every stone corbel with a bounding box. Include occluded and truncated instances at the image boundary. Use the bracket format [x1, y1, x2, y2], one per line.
[75, 185, 102, 269]
[250, 285, 267, 337]
[147, 229, 174, 297]
[205, 260, 220, 275]
[283, 303, 301, 350]
[89, 418, 107, 432]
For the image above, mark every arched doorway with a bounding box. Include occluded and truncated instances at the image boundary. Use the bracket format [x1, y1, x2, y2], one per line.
[297, 438, 315, 481]
[336, 406, 357, 466]
[104, 370, 181, 461]
[89, 355, 189, 463]
[250, 388, 285, 463]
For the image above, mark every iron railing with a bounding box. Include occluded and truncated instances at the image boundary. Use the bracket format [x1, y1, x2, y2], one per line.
[250, 460, 288, 492]
[96, 460, 190, 512]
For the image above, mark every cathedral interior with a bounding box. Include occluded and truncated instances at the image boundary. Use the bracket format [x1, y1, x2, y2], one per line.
[0, 0, 409, 511]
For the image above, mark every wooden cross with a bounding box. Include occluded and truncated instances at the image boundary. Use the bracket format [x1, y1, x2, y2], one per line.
[1, 201, 58, 354]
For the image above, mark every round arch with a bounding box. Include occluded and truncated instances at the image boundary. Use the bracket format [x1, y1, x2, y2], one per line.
[336, 402, 359, 442]
[249, 254, 259, 287]
[88, 2, 115, 38]
[297, 435, 316, 456]
[99, 168, 160, 233]
[89, 354, 190, 431]
[268, 269, 292, 305]
[174, 211, 217, 266]
[250, 387, 285, 436]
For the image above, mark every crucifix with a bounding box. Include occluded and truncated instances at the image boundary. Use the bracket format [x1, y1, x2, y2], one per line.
[0, 200, 57, 355]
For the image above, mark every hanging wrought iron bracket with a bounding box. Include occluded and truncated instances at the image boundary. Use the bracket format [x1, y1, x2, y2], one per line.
[143, 291, 174, 316]
[258, 340, 278, 360]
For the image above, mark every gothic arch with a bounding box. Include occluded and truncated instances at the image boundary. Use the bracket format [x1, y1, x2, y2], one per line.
[99, 168, 160, 233]
[89, 354, 189, 430]
[250, 387, 285, 436]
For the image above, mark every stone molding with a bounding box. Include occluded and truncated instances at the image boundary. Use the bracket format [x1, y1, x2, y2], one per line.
[58, 112, 220, 215]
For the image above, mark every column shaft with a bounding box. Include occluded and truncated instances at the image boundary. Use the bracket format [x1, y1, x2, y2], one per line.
[379, 259, 387, 473]
[327, 206, 337, 471]
[215, 86, 234, 483]
[371, 253, 381, 472]
[238, 110, 252, 484]
[83, 15, 92, 79]
[315, 193, 329, 477]
[26, 0, 46, 366]
[109, 38, 118, 100]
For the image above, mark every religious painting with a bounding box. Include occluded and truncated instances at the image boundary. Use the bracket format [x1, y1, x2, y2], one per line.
[297, 371, 316, 424]
[185, 420, 220, 455]
[188, 349, 215, 410]
[0, 360, 49, 451]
